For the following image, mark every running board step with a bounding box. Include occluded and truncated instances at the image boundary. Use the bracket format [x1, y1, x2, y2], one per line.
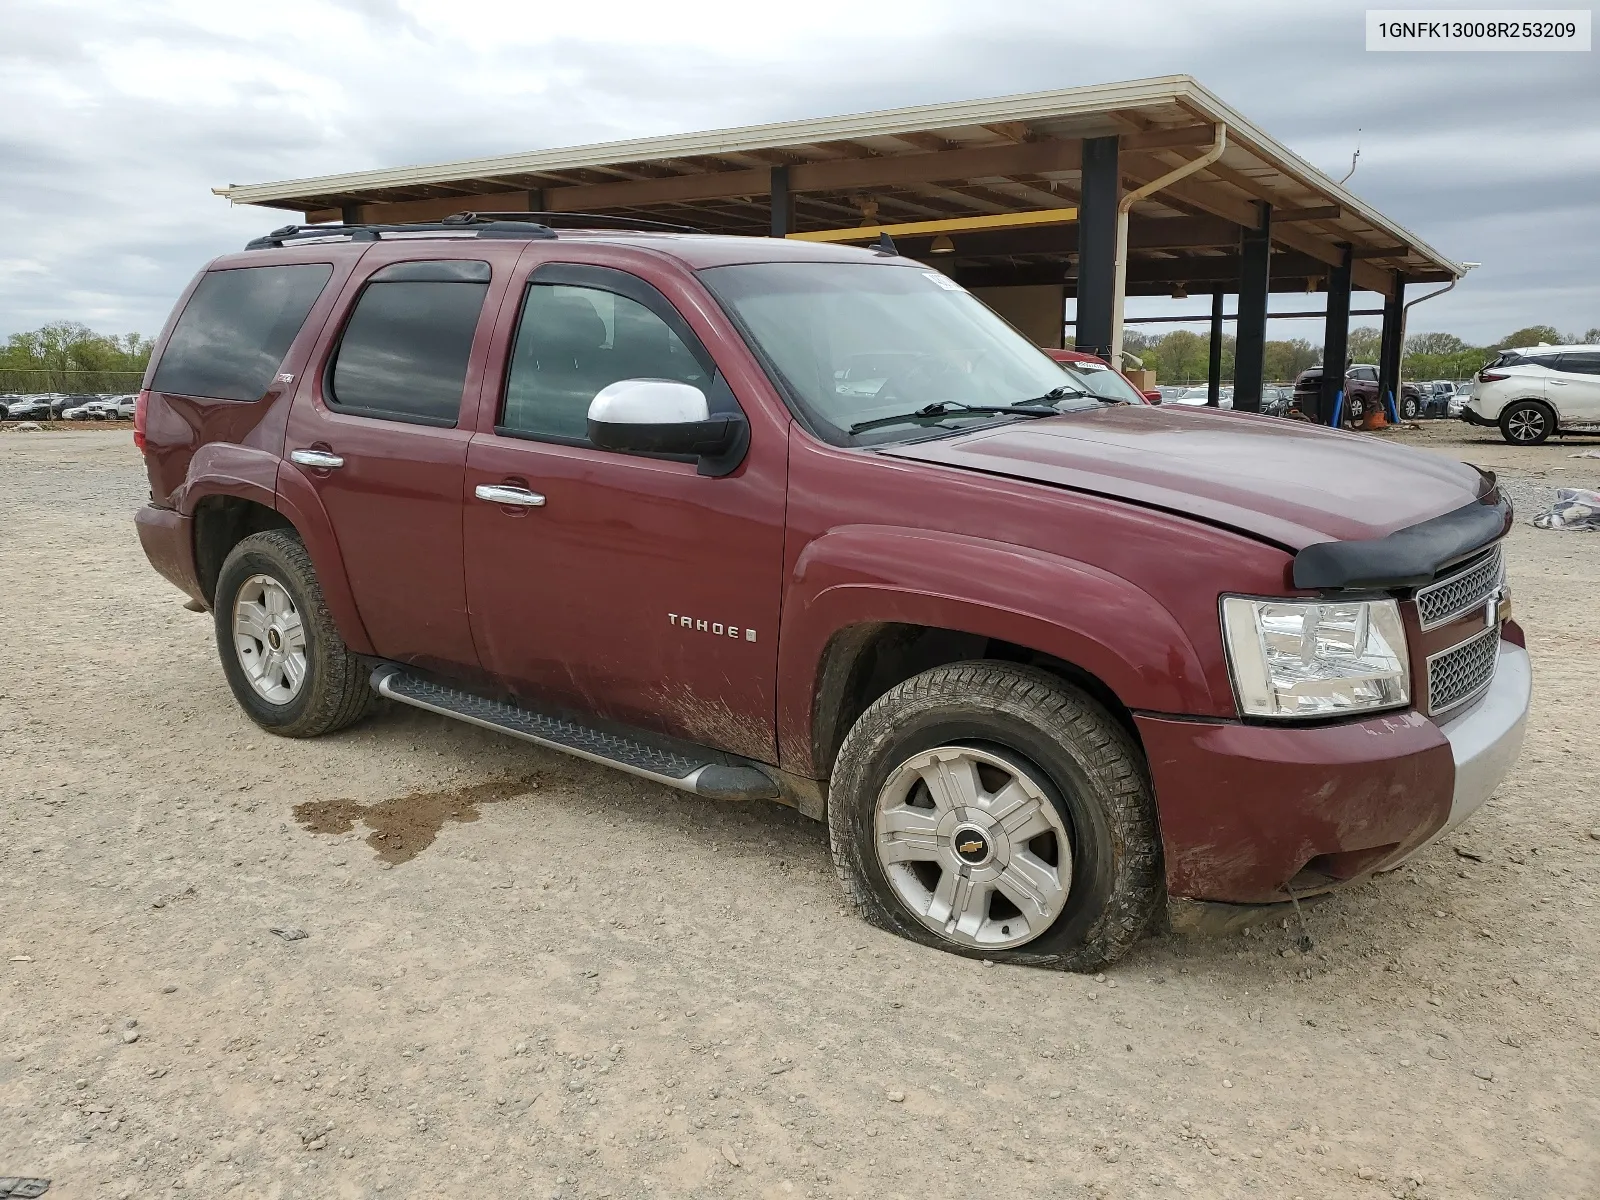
[371, 666, 779, 802]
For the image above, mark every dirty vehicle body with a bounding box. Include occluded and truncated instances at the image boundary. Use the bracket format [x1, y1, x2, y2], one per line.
[134, 220, 1530, 969]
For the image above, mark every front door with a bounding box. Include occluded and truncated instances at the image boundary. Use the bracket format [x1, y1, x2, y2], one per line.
[285, 254, 506, 676]
[462, 262, 787, 763]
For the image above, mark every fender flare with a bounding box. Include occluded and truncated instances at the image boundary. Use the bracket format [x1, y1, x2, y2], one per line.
[775, 525, 1219, 778]
[166, 444, 374, 656]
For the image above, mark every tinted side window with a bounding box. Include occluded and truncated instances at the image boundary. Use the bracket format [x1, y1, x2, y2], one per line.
[501, 284, 712, 442]
[153, 264, 332, 402]
[1556, 352, 1600, 376]
[329, 275, 489, 425]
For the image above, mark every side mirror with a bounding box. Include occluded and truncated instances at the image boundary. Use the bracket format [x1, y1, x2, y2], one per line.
[586, 379, 748, 476]
[1142, 390, 1162, 404]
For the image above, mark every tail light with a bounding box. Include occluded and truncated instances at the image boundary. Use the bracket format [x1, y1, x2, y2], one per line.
[1479, 370, 1506, 383]
[133, 389, 150, 451]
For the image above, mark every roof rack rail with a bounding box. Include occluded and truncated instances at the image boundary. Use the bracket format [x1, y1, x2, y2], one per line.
[245, 217, 559, 250]
[245, 210, 705, 250]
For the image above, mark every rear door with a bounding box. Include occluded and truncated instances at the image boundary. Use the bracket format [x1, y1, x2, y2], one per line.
[461, 255, 788, 763]
[284, 247, 514, 677]
[1547, 352, 1600, 423]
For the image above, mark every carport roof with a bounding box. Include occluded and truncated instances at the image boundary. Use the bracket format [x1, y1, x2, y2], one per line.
[216, 75, 1460, 295]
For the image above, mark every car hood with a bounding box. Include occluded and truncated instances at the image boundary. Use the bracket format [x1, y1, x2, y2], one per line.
[877, 405, 1494, 551]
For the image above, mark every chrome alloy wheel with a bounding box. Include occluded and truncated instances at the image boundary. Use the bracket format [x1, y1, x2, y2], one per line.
[1506, 407, 1547, 443]
[232, 573, 308, 704]
[874, 745, 1071, 950]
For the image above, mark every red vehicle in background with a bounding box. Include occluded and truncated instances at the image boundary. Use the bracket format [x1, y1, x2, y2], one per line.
[1042, 347, 1161, 404]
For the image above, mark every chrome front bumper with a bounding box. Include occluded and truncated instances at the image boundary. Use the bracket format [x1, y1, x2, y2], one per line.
[1415, 640, 1531, 850]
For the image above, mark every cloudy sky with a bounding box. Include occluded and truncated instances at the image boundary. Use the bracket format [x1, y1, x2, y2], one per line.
[2, 0, 1596, 345]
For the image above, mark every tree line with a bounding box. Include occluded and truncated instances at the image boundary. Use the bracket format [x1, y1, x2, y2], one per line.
[1, 322, 154, 394]
[1114, 323, 1600, 386]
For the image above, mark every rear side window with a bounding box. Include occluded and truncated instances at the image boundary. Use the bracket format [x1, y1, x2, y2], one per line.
[329, 262, 490, 426]
[152, 264, 332, 402]
[1555, 352, 1600, 376]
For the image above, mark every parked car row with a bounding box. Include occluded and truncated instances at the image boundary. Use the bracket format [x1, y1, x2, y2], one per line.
[1, 393, 137, 421]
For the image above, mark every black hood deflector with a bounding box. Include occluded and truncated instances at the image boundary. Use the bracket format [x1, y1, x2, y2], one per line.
[1293, 479, 1512, 590]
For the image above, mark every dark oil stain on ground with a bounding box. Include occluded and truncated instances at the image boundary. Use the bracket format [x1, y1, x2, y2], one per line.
[293, 775, 542, 865]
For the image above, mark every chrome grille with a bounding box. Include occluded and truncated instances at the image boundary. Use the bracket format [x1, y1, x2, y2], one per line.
[1427, 625, 1499, 715]
[1416, 546, 1503, 629]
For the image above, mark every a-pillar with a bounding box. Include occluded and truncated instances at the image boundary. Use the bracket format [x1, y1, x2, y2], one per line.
[1233, 200, 1272, 413]
[1320, 245, 1353, 425]
[1207, 289, 1225, 406]
[1378, 269, 1406, 418]
[1075, 136, 1120, 361]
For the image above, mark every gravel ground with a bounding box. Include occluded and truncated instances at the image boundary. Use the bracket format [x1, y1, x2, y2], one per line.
[2, 425, 1597, 1200]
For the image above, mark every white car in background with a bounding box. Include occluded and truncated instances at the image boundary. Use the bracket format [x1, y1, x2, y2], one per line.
[1462, 344, 1600, 444]
[1167, 385, 1233, 409]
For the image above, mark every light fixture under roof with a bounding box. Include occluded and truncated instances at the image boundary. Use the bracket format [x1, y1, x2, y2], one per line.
[929, 234, 955, 254]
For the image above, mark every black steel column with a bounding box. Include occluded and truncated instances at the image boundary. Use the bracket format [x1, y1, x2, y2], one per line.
[1320, 245, 1353, 426]
[528, 188, 545, 212]
[1075, 136, 1120, 360]
[1233, 200, 1272, 413]
[1378, 269, 1406, 417]
[1207, 290, 1225, 406]
[339, 204, 362, 225]
[770, 165, 793, 237]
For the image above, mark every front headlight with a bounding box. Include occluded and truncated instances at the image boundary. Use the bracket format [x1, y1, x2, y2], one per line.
[1221, 597, 1409, 719]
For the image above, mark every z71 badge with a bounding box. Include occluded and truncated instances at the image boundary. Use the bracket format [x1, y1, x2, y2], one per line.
[669, 613, 756, 642]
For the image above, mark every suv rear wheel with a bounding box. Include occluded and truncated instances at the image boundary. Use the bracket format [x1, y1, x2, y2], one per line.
[827, 661, 1161, 971]
[214, 529, 376, 737]
[1500, 399, 1554, 446]
[1400, 395, 1419, 421]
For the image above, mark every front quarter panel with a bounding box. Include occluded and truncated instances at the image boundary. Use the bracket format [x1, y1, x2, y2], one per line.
[776, 438, 1299, 778]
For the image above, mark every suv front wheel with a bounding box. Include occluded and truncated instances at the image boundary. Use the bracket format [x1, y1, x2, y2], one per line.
[214, 529, 376, 737]
[827, 662, 1162, 971]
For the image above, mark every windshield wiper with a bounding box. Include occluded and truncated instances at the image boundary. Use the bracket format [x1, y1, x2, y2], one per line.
[849, 400, 1057, 435]
[1021, 384, 1107, 406]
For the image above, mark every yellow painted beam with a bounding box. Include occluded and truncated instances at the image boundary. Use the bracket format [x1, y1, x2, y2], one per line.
[787, 207, 1078, 243]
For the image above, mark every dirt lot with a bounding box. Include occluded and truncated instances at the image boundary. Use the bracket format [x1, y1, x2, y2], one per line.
[2, 423, 1596, 1200]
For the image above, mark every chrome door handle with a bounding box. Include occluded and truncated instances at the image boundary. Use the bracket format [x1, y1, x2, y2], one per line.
[475, 484, 546, 507]
[290, 449, 345, 469]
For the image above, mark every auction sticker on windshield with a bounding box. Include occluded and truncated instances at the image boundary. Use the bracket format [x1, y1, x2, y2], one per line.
[1366, 9, 1590, 50]
[923, 271, 965, 291]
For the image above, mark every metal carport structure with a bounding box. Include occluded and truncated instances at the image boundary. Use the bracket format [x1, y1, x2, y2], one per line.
[216, 74, 1463, 420]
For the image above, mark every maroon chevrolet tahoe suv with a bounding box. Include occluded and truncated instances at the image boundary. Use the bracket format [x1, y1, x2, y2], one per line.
[134, 216, 1531, 970]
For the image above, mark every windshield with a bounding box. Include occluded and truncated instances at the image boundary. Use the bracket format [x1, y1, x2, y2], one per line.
[700, 261, 1099, 444]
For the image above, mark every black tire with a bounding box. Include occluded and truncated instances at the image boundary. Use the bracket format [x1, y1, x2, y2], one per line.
[213, 529, 375, 737]
[1400, 396, 1419, 421]
[1344, 395, 1365, 428]
[827, 661, 1162, 972]
[1499, 399, 1554, 446]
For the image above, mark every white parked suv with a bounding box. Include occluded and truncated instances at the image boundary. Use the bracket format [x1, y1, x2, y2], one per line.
[1462, 344, 1600, 444]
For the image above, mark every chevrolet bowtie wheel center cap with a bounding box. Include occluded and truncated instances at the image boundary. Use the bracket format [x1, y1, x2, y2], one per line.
[951, 823, 994, 867]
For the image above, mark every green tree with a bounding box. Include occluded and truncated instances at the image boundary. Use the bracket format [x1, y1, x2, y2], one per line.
[0, 322, 152, 393]
[1346, 326, 1382, 363]
[1581, 328, 1600, 344]
[1493, 325, 1562, 350]
[1263, 338, 1319, 384]
[1406, 331, 1466, 356]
